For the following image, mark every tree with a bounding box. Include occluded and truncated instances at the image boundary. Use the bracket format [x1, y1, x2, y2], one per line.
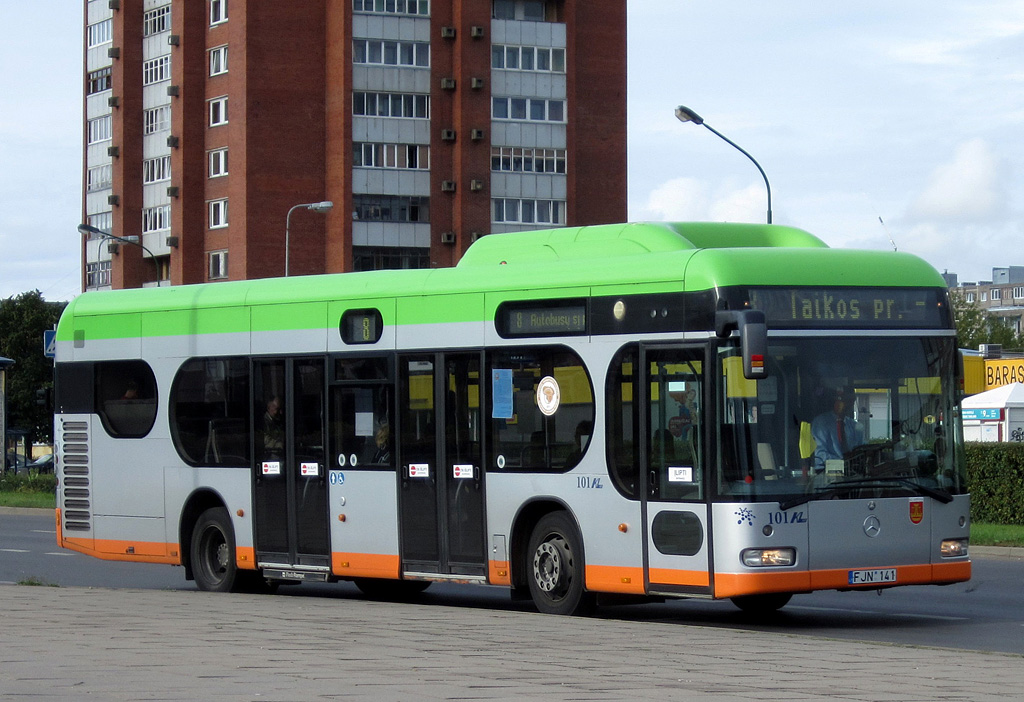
[950, 289, 1023, 351]
[0, 291, 67, 446]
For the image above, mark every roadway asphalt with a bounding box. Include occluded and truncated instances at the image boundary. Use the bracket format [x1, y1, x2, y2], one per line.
[2, 580, 1022, 701]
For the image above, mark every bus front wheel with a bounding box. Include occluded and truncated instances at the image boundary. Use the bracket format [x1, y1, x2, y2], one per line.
[190, 506, 238, 593]
[526, 512, 595, 616]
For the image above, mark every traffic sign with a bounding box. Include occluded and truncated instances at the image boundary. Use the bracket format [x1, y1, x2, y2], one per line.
[43, 330, 56, 359]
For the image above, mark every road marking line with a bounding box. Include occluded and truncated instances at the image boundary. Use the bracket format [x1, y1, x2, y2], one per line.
[0, 548, 29, 553]
[31, 530, 56, 534]
[44, 552, 75, 557]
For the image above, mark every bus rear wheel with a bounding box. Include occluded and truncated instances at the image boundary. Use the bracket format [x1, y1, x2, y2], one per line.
[191, 506, 237, 593]
[730, 593, 792, 613]
[526, 512, 594, 616]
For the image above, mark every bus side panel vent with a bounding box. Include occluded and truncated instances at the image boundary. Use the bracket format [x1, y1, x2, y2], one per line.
[61, 420, 92, 532]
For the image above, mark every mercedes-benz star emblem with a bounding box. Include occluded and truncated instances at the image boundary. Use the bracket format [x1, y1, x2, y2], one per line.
[863, 515, 881, 538]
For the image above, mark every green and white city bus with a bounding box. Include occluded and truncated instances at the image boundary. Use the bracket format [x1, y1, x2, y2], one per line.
[53, 222, 970, 614]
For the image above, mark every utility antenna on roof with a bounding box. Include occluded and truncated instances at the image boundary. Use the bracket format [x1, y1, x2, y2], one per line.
[878, 216, 897, 252]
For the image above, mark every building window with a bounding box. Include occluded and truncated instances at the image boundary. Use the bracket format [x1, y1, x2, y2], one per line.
[352, 39, 429, 67]
[492, 97, 565, 122]
[143, 155, 172, 184]
[992, 288, 1002, 301]
[87, 164, 113, 192]
[981, 292, 988, 302]
[492, 45, 565, 73]
[353, 142, 430, 170]
[87, 115, 112, 144]
[143, 105, 171, 135]
[209, 96, 228, 126]
[352, 246, 430, 272]
[492, 198, 565, 225]
[209, 148, 228, 178]
[143, 55, 172, 85]
[353, 92, 430, 119]
[87, 19, 112, 47]
[1014, 287, 1024, 300]
[87, 67, 112, 95]
[209, 250, 229, 280]
[492, 0, 550, 21]
[353, 0, 430, 15]
[143, 205, 171, 233]
[86, 260, 112, 288]
[491, 146, 566, 174]
[88, 211, 112, 234]
[209, 45, 228, 76]
[211, 0, 228, 25]
[965, 292, 975, 303]
[353, 195, 429, 223]
[143, 5, 171, 36]
[209, 199, 228, 229]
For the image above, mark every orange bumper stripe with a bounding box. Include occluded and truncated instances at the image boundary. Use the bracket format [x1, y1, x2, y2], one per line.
[715, 561, 972, 598]
[60, 536, 181, 566]
[585, 565, 646, 594]
[331, 552, 400, 579]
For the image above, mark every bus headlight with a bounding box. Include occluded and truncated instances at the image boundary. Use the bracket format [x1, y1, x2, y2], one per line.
[742, 547, 796, 567]
[940, 539, 969, 558]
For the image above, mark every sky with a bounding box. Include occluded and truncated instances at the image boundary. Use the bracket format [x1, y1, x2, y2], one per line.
[1, 1, 1022, 302]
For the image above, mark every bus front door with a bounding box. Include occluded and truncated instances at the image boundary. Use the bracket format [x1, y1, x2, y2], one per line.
[640, 345, 712, 596]
[252, 358, 330, 579]
[398, 353, 487, 579]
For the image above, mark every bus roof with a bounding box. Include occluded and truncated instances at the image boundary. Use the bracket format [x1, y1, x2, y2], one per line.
[58, 222, 947, 339]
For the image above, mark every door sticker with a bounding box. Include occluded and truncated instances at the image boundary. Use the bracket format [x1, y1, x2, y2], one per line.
[329, 471, 345, 485]
[909, 498, 924, 524]
[668, 466, 693, 483]
[409, 463, 430, 478]
[262, 461, 281, 475]
[453, 464, 474, 479]
[301, 462, 320, 477]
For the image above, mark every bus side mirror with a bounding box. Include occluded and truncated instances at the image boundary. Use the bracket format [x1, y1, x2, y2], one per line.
[715, 309, 767, 380]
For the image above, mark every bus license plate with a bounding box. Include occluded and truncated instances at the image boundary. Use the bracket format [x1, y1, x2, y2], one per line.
[848, 568, 897, 585]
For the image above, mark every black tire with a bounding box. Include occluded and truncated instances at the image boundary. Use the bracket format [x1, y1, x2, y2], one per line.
[354, 578, 431, 600]
[190, 506, 238, 593]
[526, 511, 595, 616]
[730, 592, 793, 613]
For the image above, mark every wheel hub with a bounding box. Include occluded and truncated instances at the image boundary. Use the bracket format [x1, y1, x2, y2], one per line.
[533, 537, 570, 593]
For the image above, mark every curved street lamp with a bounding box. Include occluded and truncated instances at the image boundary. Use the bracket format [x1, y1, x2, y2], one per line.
[78, 223, 161, 285]
[674, 105, 773, 224]
[285, 201, 333, 277]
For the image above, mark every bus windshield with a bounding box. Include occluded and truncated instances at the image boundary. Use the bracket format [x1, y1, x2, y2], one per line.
[714, 336, 966, 504]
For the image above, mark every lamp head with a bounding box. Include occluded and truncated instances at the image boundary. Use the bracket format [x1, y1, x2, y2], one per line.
[308, 201, 334, 213]
[674, 105, 704, 126]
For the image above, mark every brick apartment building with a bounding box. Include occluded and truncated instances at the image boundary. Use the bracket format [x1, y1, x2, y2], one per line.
[82, 0, 627, 291]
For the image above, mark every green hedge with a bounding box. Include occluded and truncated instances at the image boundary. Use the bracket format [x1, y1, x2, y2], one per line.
[0, 472, 57, 495]
[966, 442, 1024, 525]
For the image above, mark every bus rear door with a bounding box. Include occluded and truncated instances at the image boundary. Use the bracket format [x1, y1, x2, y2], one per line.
[398, 353, 487, 579]
[640, 345, 712, 596]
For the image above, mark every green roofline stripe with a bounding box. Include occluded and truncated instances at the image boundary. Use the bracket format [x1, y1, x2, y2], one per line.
[57, 222, 947, 342]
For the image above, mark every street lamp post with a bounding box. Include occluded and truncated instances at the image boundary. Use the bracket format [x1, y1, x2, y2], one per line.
[285, 201, 334, 277]
[78, 223, 161, 285]
[674, 105, 773, 224]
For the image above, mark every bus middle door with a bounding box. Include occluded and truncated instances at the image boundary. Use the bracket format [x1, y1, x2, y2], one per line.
[252, 357, 330, 580]
[398, 353, 486, 579]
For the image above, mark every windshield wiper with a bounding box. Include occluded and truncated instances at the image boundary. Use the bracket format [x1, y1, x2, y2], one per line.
[779, 476, 954, 512]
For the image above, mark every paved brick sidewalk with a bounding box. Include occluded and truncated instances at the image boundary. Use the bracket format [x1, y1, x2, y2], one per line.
[0, 584, 1021, 701]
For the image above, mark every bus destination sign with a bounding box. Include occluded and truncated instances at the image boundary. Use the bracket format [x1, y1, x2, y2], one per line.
[498, 300, 587, 338]
[746, 287, 945, 329]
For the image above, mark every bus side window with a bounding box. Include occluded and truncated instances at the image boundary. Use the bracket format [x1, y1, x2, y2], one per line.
[606, 344, 640, 499]
[170, 357, 250, 467]
[95, 360, 158, 438]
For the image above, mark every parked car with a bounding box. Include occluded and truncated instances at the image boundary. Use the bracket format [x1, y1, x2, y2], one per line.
[27, 454, 54, 474]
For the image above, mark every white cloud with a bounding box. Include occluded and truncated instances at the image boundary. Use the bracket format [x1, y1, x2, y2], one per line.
[637, 178, 771, 225]
[907, 139, 1006, 223]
